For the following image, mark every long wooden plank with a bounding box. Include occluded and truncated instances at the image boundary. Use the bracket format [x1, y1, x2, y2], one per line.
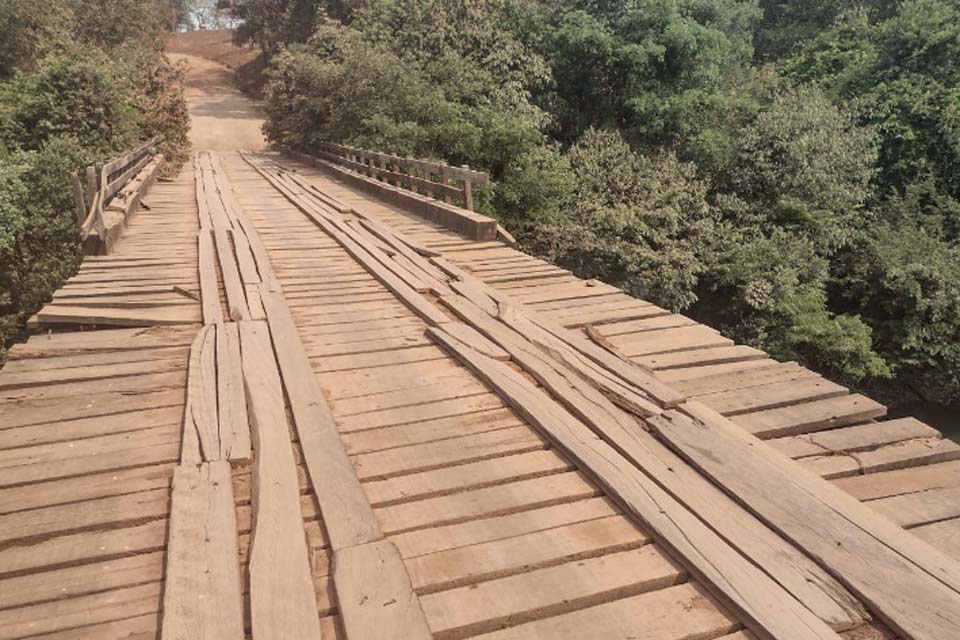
[427, 327, 840, 640]
[239, 320, 324, 639]
[654, 401, 960, 640]
[216, 322, 250, 461]
[241, 154, 450, 326]
[183, 324, 218, 462]
[197, 231, 223, 324]
[27, 304, 198, 328]
[198, 153, 248, 321]
[259, 289, 381, 548]
[434, 257, 682, 407]
[427, 301, 866, 628]
[333, 540, 433, 640]
[161, 462, 244, 640]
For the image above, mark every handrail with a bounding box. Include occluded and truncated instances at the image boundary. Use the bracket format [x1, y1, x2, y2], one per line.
[314, 141, 489, 211]
[79, 135, 163, 240]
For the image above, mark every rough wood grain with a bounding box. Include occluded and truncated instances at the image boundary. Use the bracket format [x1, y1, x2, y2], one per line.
[216, 322, 249, 461]
[333, 540, 433, 640]
[655, 401, 960, 640]
[427, 301, 866, 629]
[260, 289, 382, 549]
[184, 324, 218, 462]
[240, 320, 323, 639]
[161, 462, 244, 640]
[427, 326, 841, 640]
[197, 231, 223, 324]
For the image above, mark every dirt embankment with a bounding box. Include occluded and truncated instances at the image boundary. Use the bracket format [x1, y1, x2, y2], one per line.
[167, 30, 267, 98]
[166, 31, 268, 152]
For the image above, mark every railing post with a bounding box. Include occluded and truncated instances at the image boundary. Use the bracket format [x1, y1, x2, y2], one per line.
[72, 174, 86, 225]
[86, 165, 98, 205]
[462, 165, 474, 211]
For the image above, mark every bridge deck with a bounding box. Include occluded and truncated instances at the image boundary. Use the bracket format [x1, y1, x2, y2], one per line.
[0, 151, 958, 639]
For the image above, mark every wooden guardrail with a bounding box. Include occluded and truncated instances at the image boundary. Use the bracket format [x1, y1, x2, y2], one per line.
[74, 136, 164, 254]
[314, 142, 489, 211]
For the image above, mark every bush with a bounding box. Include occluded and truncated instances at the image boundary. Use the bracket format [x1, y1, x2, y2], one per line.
[529, 129, 718, 311]
[0, 0, 190, 361]
[0, 56, 140, 156]
[0, 137, 85, 356]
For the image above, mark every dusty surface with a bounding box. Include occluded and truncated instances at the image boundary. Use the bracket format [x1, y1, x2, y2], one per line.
[167, 30, 267, 97]
[170, 52, 267, 152]
[168, 30, 260, 70]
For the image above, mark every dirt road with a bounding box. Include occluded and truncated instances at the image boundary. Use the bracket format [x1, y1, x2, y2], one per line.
[169, 53, 267, 151]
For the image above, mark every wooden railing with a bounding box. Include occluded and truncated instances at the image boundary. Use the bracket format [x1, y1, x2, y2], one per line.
[314, 142, 489, 211]
[75, 136, 162, 241]
[74, 136, 164, 253]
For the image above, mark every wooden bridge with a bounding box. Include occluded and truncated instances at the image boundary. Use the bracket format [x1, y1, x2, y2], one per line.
[2, 145, 959, 640]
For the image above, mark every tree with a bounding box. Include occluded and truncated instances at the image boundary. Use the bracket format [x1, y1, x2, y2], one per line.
[231, 0, 321, 56]
[537, 0, 761, 168]
[784, 0, 960, 203]
[720, 86, 878, 254]
[533, 129, 718, 311]
[834, 187, 960, 403]
[0, 0, 71, 78]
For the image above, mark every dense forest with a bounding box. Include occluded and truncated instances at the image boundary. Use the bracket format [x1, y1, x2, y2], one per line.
[227, 0, 960, 410]
[0, 0, 189, 358]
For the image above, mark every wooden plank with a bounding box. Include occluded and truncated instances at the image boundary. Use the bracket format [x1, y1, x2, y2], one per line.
[0, 583, 161, 640]
[698, 377, 849, 416]
[913, 519, 960, 560]
[239, 320, 324, 640]
[670, 362, 816, 398]
[161, 462, 244, 640]
[871, 487, 960, 529]
[458, 582, 738, 640]
[802, 437, 960, 479]
[260, 290, 382, 549]
[427, 327, 842, 640]
[376, 472, 598, 536]
[182, 324, 218, 463]
[0, 463, 173, 515]
[363, 449, 571, 507]
[439, 296, 659, 417]
[0, 552, 161, 611]
[27, 304, 198, 329]
[406, 515, 647, 593]
[216, 322, 250, 461]
[429, 304, 866, 628]
[434, 257, 682, 407]
[333, 540, 433, 640]
[806, 417, 940, 453]
[197, 231, 223, 324]
[248, 161, 450, 326]
[769, 417, 941, 459]
[731, 394, 887, 439]
[833, 461, 960, 501]
[198, 154, 249, 321]
[419, 546, 684, 639]
[656, 401, 960, 640]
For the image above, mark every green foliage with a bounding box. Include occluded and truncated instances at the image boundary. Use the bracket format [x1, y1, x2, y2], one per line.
[699, 228, 890, 382]
[0, 137, 85, 354]
[263, 4, 550, 175]
[252, 0, 960, 404]
[721, 86, 878, 253]
[540, 0, 761, 167]
[232, 0, 322, 55]
[0, 0, 189, 359]
[0, 0, 71, 79]
[536, 129, 718, 310]
[835, 191, 960, 403]
[0, 56, 140, 156]
[784, 0, 960, 202]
